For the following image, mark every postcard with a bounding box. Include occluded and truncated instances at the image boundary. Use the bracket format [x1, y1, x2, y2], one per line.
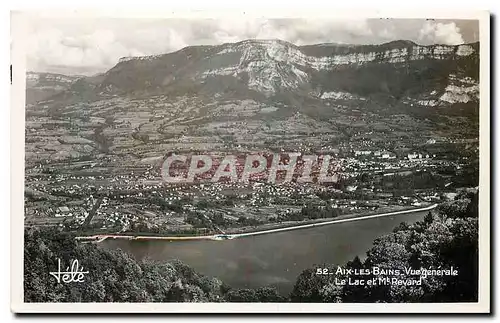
[10, 9, 490, 313]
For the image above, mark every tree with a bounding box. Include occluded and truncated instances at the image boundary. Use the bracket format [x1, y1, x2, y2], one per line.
[424, 211, 434, 225]
[24, 227, 227, 302]
[254, 287, 287, 302]
[290, 268, 333, 302]
[225, 289, 257, 302]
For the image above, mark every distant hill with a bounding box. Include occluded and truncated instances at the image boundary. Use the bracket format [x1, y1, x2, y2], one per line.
[26, 72, 83, 104]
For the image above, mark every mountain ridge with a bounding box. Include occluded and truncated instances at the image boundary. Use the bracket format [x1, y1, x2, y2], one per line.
[28, 39, 479, 102]
[116, 39, 479, 64]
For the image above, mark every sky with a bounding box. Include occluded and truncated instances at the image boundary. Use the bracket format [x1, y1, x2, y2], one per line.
[22, 17, 480, 76]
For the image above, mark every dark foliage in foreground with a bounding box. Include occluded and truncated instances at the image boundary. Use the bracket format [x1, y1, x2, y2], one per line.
[24, 228, 284, 302]
[24, 227, 223, 302]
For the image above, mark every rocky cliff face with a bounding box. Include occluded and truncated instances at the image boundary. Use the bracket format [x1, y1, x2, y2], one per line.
[102, 39, 478, 100]
[199, 39, 476, 94]
[26, 72, 82, 91]
[26, 72, 83, 104]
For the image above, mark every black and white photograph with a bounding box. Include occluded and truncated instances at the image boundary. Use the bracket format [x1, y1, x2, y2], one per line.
[10, 9, 490, 313]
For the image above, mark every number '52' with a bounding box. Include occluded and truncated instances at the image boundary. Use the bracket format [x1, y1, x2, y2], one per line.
[316, 268, 330, 275]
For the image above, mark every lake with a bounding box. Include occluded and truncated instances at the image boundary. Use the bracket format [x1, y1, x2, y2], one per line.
[101, 210, 427, 295]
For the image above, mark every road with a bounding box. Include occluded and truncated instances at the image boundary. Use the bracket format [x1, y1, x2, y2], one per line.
[75, 204, 438, 243]
[230, 203, 438, 239]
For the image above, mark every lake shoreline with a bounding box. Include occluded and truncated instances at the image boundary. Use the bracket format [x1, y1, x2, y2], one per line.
[75, 203, 438, 243]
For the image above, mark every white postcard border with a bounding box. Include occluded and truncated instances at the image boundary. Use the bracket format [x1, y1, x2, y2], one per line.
[10, 9, 491, 313]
